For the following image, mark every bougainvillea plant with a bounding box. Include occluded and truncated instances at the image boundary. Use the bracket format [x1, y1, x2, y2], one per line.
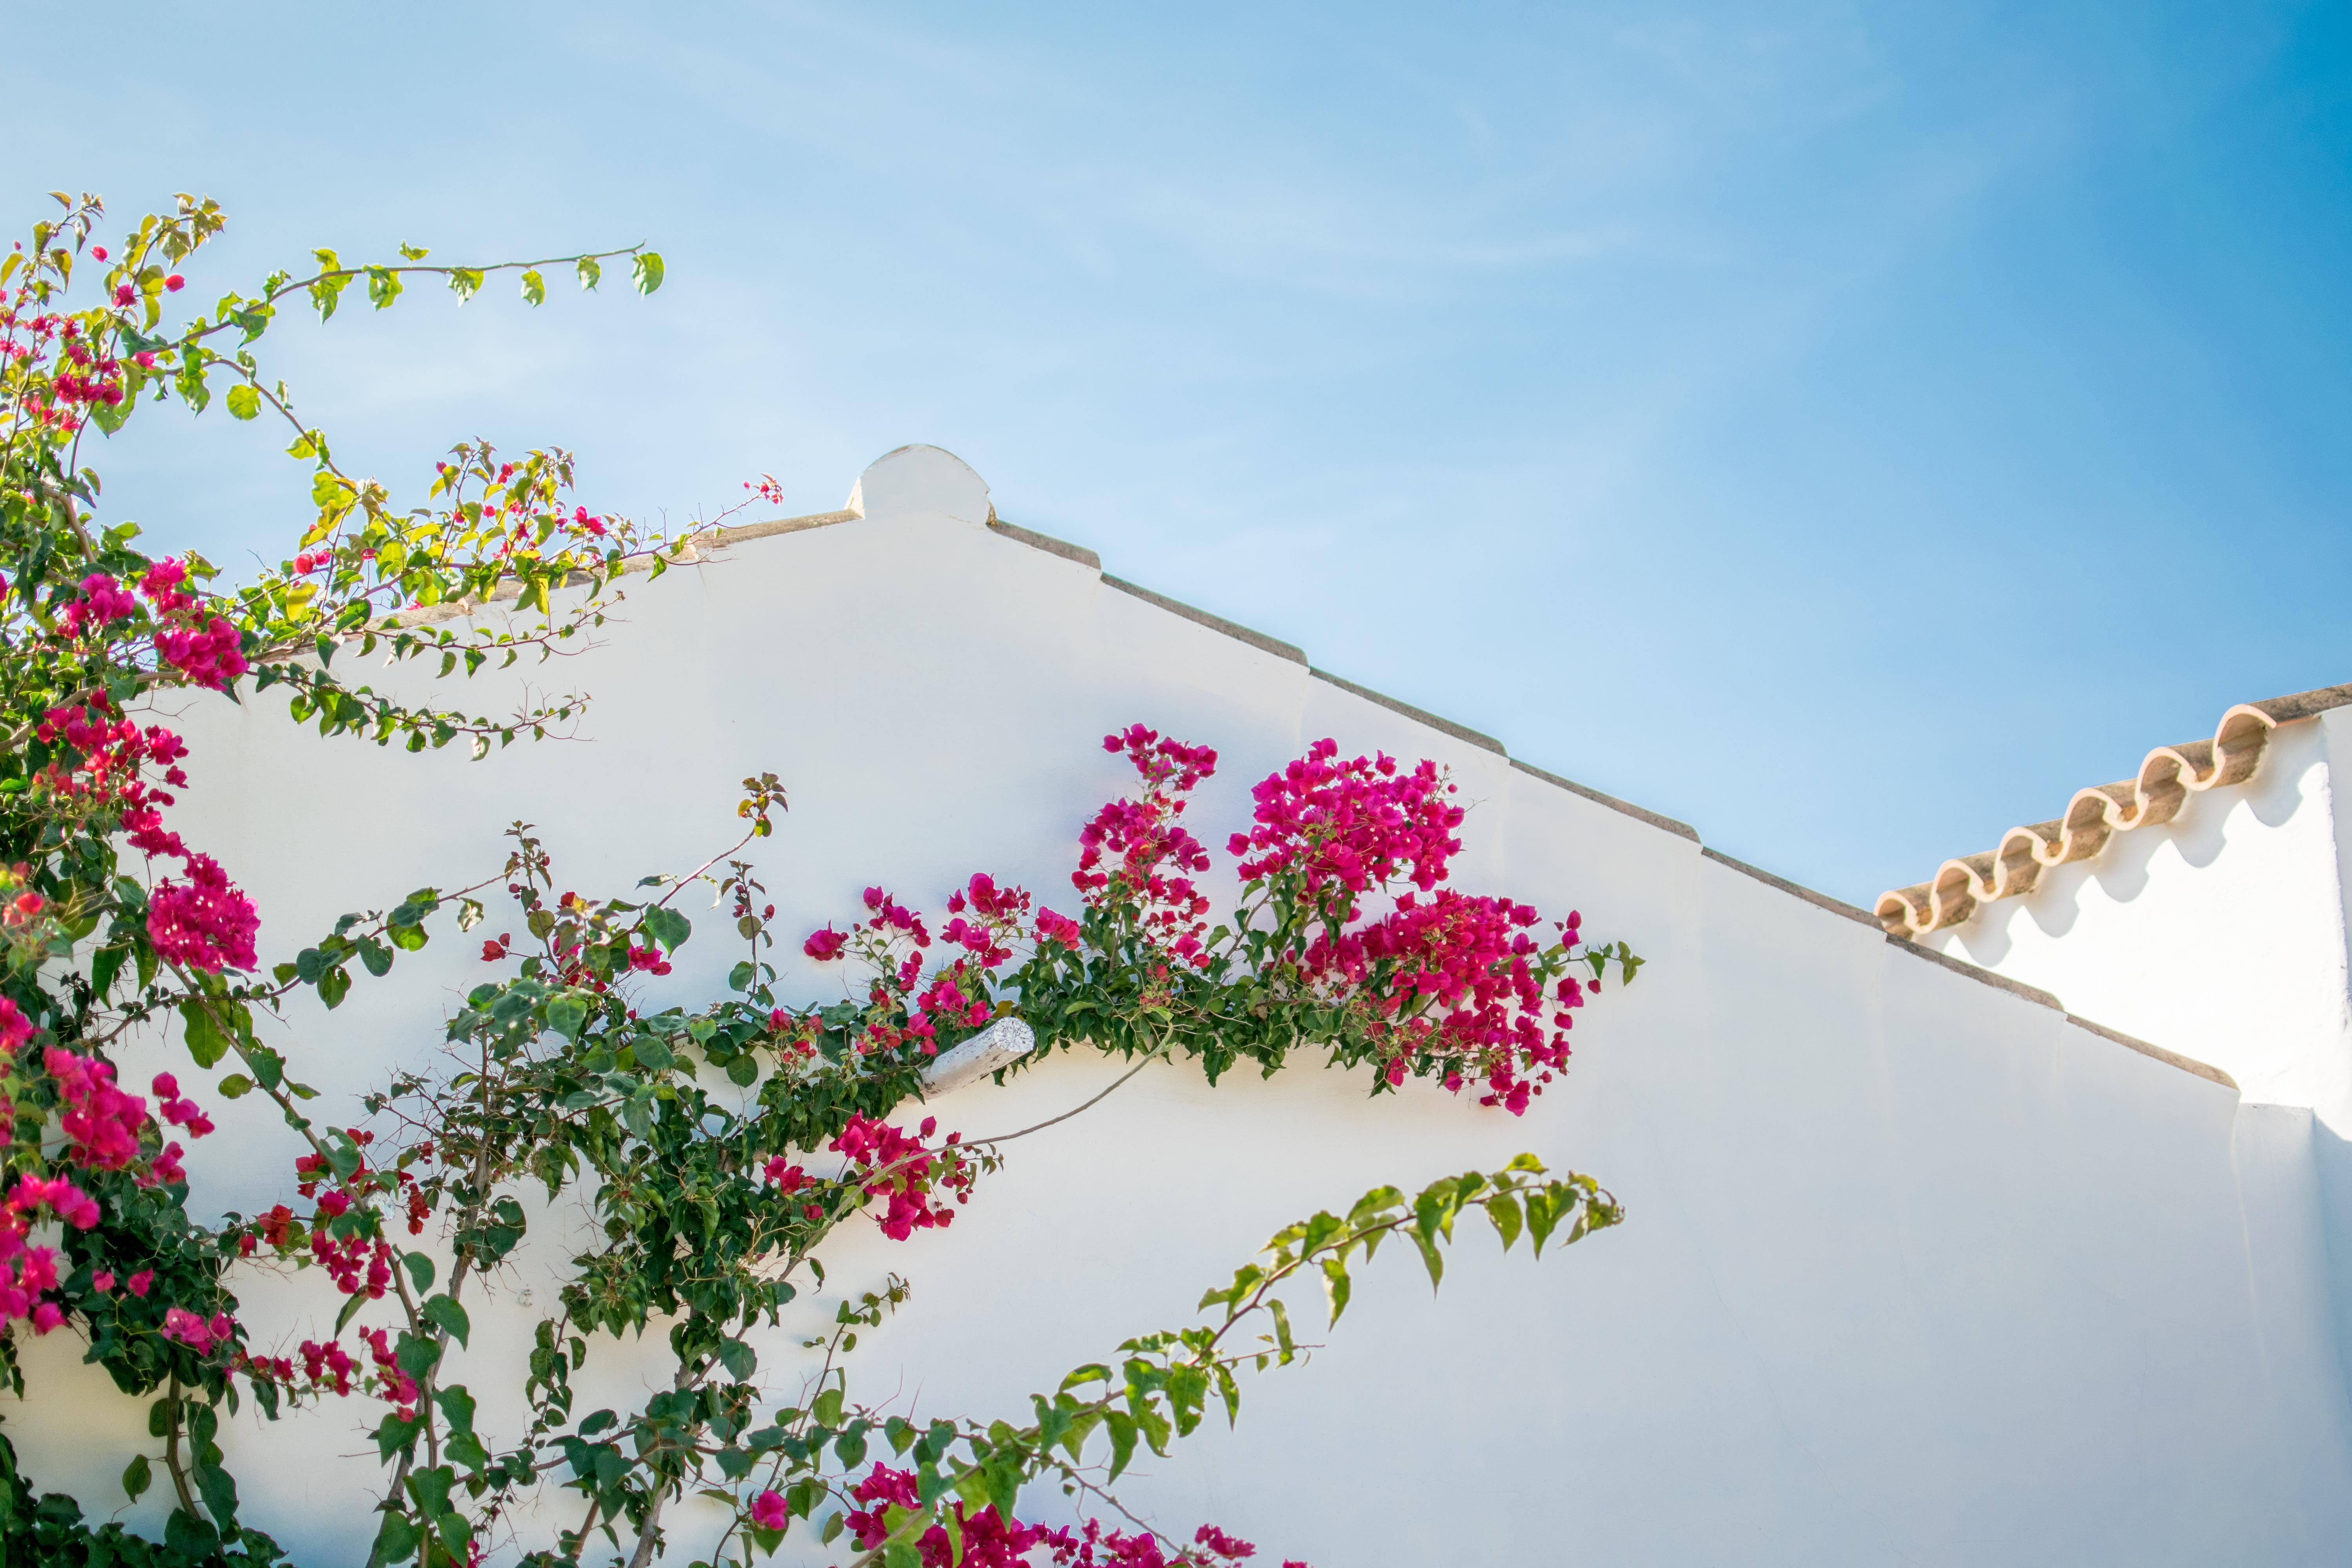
[0, 193, 1641, 1568]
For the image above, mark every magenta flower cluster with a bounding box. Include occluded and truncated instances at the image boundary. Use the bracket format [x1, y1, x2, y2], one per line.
[0, 1033, 213, 1337]
[802, 875, 1056, 1058]
[1229, 739, 1460, 900]
[147, 851, 261, 973]
[835, 1460, 1298, 1566]
[791, 722, 1603, 1116]
[34, 695, 258, 972]
[0, 1173, 100, 1332]
[1072, 725, 1218, 965]
[49, 559, 250, 691]
[829, 1112, 974, 1241]
[1225, 735, 1591, 1111]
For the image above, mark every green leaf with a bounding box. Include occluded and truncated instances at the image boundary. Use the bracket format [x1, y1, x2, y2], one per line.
[366, 266, 403, 309]
[520, 269, 546, 306]
[318, 965, 351, 1009]
[394, 1331, 441, 1382]
[434, 1386, 477, 1435]
[122, 1454, 152, 1502]
[224, 383, 260, 421]
[90, 942, 125, 997]
[1103, 1411, 1138, 1479]
[372, 1510, 421, 1563]
[718, 1339, 756, 1381]
[1269, 1296, 1296, 1362]
[335, 1290, 368, 1336]
[374, 1410, 425, 1463]
[1408, 1224, 1445, 1290]
[1486, 1191, 1524, 1252]
[576, 256, 602, 291]
[1320, 1256, 1352, 1323]
[446, 1430, 490, 1473]
[1214, 1363, 1243, 1427]
[643, 906, 690, 953]
[402, 1252, 435, 1293]
[543, 995, 589, 1040]
[216, 1074, 254, 1100]
[176, 356, 211, 414]
[421, 1294, 471, 1349]
[165, 1510, 219, 1557]
[180, 1000, 235, 1069]
[1524, 1188, 1561, 1255]
[631, 252, 665, 294]
[194, 1459, 238, 1528]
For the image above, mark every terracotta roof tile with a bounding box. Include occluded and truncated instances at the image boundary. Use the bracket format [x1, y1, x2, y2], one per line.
[1875, 682, 2352, 936]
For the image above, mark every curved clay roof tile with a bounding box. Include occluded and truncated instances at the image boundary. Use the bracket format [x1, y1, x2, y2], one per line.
[1876, 682, 2352, 936]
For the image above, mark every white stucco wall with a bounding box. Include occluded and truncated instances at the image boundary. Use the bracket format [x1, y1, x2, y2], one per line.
[10, 447, 2351, 1566]
[1924, 715, 2352, 1131]
[1919, 696, 2352, 1448]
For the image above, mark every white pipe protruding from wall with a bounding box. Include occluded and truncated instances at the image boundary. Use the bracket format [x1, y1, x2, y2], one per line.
[917, 1017, 1039, 1098]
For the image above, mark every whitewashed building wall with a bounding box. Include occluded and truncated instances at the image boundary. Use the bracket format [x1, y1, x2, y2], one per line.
[1922, 695, 2352, 1481]
[11, 447, 2351, 1566]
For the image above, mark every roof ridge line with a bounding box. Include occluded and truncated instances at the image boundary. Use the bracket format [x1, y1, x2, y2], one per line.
[1876, 682, 2352, 937]
[2064, 1012, 2239, 1090]
[410, 497, 1823, 894]
[1308, 667, 1502, 754]
[982, 523, 1714, 844]
[1701, 846, 1872, 920]
[720, 505, 2245, 1096]
[403, 489, 2229, 1078]
[1101, 574, 1308, 665]
[1525, 761, 1699, 842]
[1877, 936, 2238, 1089]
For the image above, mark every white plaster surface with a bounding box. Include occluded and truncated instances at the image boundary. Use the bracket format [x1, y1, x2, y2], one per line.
[1926, 718, 2352, 1130]
[8, 447, 2351, 1565]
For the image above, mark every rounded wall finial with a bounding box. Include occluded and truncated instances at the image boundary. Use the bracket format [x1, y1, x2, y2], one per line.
[846, 445, 993, 526]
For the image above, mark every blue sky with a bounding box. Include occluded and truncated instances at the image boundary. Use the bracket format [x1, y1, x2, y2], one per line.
[9, 0, 2349, 906]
